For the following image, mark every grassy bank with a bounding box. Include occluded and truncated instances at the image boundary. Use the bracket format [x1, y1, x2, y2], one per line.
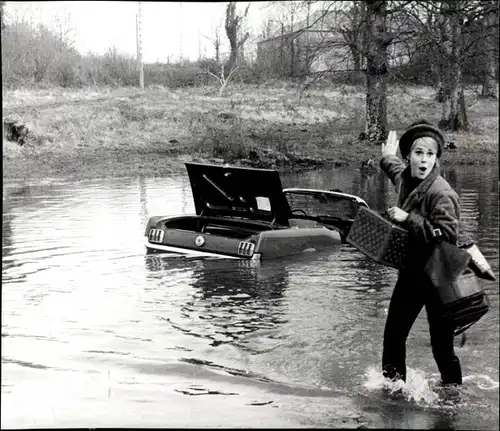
[3, 83, 498, 181]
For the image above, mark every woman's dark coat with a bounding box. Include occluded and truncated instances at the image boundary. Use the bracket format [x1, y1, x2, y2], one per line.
[380, 154, 468, 275]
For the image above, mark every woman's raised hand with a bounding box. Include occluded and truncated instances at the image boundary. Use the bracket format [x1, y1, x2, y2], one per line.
[387, 206, 409, 222]
[381, 130, 399, 156]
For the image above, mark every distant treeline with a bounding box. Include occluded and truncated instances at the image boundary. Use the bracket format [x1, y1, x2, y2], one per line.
[1, 18, 265, 89]
[0, 7, 498, 90]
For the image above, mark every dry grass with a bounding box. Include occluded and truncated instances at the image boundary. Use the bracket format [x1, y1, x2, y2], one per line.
[3, 82, 498, 180]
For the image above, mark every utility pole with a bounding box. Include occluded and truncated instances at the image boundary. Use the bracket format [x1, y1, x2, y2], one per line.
[306, 0, 311, 75]
[136, 1, 144, 89]
[179, 2, 183, 64]
[198, 28, 201, 61]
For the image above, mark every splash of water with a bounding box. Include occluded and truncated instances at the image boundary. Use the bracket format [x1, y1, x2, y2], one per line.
[363, 366, 500, 411]
[363, 366, 439, 405]
[463, 374, 499, 391]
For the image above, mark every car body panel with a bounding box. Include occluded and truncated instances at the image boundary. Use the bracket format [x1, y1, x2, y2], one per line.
[147, 224, 255, 258]
[144, 164, 368, 260]
[253, 227, 341, 259]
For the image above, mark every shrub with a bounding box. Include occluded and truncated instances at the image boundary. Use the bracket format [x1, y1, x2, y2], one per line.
[144, 62, 207, 88]
[99, 48, 137, 87]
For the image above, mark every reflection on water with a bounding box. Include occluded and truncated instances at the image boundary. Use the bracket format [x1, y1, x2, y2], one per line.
[2, 165, 499, 429]
[145, 257, 289, 348]
[188, 259, 289, 346]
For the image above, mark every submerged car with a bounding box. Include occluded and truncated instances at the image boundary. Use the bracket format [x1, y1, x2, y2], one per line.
[144, 162, 369, 260]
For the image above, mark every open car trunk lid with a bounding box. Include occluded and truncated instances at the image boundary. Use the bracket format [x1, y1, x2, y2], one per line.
[185, 162, 292, 226]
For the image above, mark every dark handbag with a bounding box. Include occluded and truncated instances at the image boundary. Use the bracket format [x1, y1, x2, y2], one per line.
[441, 270, 490, 336]
[424, 240, 490, 337]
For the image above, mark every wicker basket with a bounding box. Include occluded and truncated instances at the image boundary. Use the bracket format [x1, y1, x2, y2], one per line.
[346, 206, 409, 269]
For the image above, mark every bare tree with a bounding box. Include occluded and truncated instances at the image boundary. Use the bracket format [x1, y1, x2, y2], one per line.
[389, 0, 496, 130]
[214, 25, 221, 65]
[436, 0, 469, 130]
[273, 1, 304, 76]
[206, 63, 241, 96]
[199, 10, 244, 95]
[225, 2, 250, 71]
[480, 0, 498, 98]
[364, 0, 393, 143]
[338, 1, 367, 74]
[257, 2, 335, 78]
[52, 11, 75, 49]
[1, 1, 6, 30]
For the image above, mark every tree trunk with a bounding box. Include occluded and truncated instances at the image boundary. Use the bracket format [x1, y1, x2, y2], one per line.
[435, 7, 449, 102]
[364, 0, 390, 144]
[352, 1, 365, 73]
[214, 28, 220, 65]
[227, 40, 238, 72]
[0, 1, 6, 30]
[225, 2, 239, 71]
[215, 42, 220, 65]
[224, 2, 249, 72]
[306, 1, 311, 74]
[438, 1, 468, 131]
[350, 45, 361, 71]
[481, 2, 497, 98]
[434, 63, 445, 101]
[339, 2, 365, 79]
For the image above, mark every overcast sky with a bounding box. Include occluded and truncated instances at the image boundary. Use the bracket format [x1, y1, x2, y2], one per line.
[4, 1, 289, 63]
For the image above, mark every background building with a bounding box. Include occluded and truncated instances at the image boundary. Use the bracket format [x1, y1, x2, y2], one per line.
[256, 10, 353, 77]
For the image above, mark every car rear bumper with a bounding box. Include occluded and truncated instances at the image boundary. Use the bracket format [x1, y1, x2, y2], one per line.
[144, 238, 261, 260]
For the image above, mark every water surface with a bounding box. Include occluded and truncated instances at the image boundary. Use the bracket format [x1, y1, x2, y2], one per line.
[2, 165, 498, 429]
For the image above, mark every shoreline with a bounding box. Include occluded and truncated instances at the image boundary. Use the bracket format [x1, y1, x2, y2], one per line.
[3, 84, 498, 182]
[3, 147, 497, 183]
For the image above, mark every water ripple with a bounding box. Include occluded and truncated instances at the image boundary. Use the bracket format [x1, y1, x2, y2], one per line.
[2, 167, 498, 429]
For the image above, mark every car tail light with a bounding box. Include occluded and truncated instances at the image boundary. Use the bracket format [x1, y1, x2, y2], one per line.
[237, 241, 255, 257]
[148, 229, 164, 243]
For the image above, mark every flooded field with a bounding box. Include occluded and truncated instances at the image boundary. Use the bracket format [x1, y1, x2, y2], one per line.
[2, 165, 498, 429]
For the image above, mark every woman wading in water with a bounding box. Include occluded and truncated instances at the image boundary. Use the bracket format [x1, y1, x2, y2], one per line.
[380, 120, 462, 387]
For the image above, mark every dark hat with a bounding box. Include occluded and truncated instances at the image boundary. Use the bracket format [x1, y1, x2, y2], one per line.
[399, 120, 445, 159]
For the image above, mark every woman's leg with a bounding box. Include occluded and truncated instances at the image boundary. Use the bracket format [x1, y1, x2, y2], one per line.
[425, 289, 463, 385]
[382, 273, 425, 381]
